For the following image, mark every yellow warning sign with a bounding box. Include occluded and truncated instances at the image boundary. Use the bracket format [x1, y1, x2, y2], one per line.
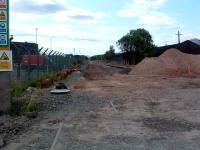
[0, 11, 6, 21]
[0, 52, 9, 60]
[0, 61, 10, 69]
[0, 51, 12, 71]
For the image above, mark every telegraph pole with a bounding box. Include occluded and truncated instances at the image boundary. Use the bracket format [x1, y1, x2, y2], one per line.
[50, 38, 52, 50]
[74, 48, 76, 56]
[35, 28, 38, 44]
[35, 28, 39, 77]
[176, 30, 182, 44]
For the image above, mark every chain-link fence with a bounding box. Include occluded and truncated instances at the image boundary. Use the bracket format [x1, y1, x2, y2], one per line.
[10, 42, 87, 83]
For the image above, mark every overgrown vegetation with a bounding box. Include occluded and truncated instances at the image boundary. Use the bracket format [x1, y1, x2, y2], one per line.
[10, 78, 41, 116]
[11, 83, 25, 98]
[25, 79, 40, 88]
[10, 63, 83, 116]
[24, 101, 37, 113]
[9, 98, 37, 116]
[11, 79, 40, 98]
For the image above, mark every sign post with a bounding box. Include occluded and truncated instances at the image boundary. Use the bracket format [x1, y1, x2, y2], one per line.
[0, 0, 12, 71]
[0, 0, 12, 113]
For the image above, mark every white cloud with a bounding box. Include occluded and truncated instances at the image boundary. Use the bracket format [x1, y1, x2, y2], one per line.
[118, 0, 178, 29]
[11, 0, 105, 25]
[137, 12, 178, 28]
[11, 0, 67, 14]
[52, 8, 105, 25]
[10, 20, 121, 55]
[10, 0, 111, 55]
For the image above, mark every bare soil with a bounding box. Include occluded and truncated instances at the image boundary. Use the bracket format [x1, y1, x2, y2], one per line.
[2, 62, 200, 150]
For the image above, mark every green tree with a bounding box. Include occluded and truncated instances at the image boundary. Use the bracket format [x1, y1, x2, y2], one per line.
[90, 55, 104, 61]
[117, 28, 155, 64]
[104, 45, 115, 61]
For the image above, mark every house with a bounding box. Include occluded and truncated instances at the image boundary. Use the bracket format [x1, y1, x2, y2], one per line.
[155, 38, 200, 56]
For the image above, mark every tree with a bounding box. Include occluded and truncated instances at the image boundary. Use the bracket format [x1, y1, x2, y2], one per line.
[117, 28, 155, 64]
[109, 45, 115, 52]
[104, 45, 115, 61]
[90, 55, 104, 61]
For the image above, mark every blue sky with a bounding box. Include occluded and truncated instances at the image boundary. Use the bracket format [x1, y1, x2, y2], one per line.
[10, 0, 200, 56]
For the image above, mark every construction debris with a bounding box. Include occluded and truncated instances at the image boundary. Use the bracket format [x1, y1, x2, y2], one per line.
[40, 65, 81, 89]
[50, 83, 70, 94]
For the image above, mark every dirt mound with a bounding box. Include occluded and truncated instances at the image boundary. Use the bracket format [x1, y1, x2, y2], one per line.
[132, 57, 164, 75]
[131, 48, 200, 77]
[83, 63, 117, 80]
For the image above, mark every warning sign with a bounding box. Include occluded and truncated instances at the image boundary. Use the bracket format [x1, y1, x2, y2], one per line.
[0, 52, 9, 60]
[0, 50, 12, 71]
[0, 11, 6, 21]
[0, 0, 6, 8]
[0, 0, 9, 51]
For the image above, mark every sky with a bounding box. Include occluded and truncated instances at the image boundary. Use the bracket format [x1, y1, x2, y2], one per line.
[10, 0, 200, 56]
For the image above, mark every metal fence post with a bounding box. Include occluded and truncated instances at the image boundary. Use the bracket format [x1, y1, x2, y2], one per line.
[25, 42, 31, 80]
[52, 51, 57, 73]
[42, 48, 48, 75]
[37, 47, 43, 78]
[12, 43, 21, 81]
[55, 52, 60, 71]
[47, 50, 53, 74]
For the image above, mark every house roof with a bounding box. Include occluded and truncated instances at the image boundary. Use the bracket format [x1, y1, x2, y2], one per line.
[155, 38, 200, 56]
[189, 38, 200, 46]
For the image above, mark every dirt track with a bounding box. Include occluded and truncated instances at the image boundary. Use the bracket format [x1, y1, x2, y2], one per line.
[2, 62, 200, 150]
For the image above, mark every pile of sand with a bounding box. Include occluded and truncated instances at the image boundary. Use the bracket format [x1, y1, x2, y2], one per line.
[130, 48, 200, 77]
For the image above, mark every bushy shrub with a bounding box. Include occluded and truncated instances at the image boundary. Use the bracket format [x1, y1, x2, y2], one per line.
[9, 98, 29, 116]
[11, 83, 25, 97]
[26, 79, 40, 88]
[24, 101, 37, 112]
[9, 98, 37, 116]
